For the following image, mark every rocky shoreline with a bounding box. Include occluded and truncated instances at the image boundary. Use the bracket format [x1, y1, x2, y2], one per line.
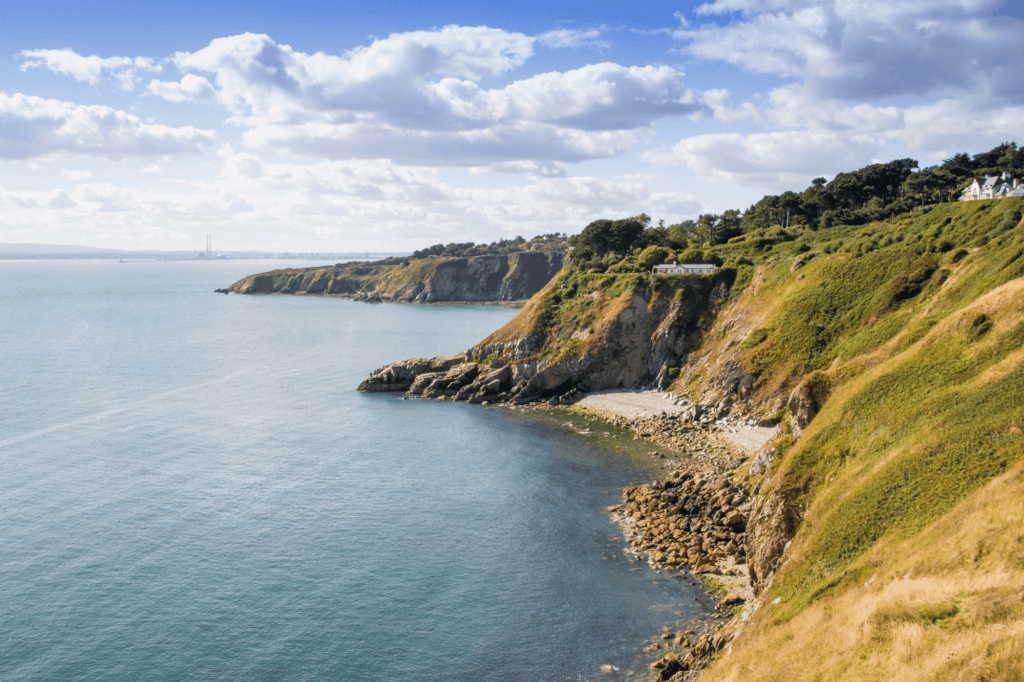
[374, 379, 775, 680]
[357, 333, 782, 679]
[218, 290, 529, 307]
[579, 409, 764, 681]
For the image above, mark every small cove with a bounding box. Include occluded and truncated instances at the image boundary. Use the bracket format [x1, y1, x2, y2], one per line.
[0, 259, 714, 682]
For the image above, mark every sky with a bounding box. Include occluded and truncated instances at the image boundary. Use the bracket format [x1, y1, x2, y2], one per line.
[1, 0, 1022, 252]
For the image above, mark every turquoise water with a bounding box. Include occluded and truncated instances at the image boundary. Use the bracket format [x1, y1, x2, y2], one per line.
[0, 260, 710, 682]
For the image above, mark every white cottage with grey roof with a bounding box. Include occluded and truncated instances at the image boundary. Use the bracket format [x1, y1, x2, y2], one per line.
[652, 261, 717, 275]
[960, 173, 1022, 201]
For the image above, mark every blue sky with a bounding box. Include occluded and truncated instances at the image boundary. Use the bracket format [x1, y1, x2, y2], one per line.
[1, 0, 1021, 251]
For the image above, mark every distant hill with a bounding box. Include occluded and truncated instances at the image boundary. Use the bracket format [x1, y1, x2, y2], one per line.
[225, 234, 571, 304]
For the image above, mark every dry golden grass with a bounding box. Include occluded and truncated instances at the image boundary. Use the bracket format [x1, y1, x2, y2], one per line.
[479, 276, 558, 345]
[704, 463, 1024, 682]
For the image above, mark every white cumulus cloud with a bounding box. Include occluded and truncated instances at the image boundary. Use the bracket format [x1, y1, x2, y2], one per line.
[20, 49, 162, 91]
[145, 30, 703, 165]
[680, 0, 1024, 101]
[650, 1, 1024, 189]
[643, 130, 884, 188]
[61, 169, 93, 181]
[0, 92, 216, 160]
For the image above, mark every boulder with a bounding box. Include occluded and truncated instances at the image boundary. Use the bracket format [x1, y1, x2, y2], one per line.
[409, 372, 445, 395]
[749, 446, 775, 476]
[787, 371, 831, 441]
[724, 510, 746, 528]
[723, 593, 744, 606]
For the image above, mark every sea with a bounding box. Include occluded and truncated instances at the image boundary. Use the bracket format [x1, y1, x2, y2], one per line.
[0, 259, 712, 682]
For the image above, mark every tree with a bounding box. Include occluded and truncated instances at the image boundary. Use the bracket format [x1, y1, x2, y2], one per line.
[997, 142, 1021, 173]
[778, 192, 802, 228]
[743, 195, 782, 231]
[941, 152, 974, 177]
[570, 217, 645, 258]
[718, 209, 743, 240]
[692, 213, 720, 246]
[973, 142, 1013, 171]
[904, 168, 958, 205]
[667, 220, 696, 248]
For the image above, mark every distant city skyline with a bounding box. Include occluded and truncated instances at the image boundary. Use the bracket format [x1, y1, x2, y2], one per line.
[1, 0, 1021, 252]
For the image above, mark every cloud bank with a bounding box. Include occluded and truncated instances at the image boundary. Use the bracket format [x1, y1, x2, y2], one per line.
[144, 28, 704, 166]
[652, 0, 1024, 187]
[0, 92, 215, 160]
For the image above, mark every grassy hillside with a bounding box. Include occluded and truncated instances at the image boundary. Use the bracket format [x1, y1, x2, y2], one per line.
[677, 198, 1024, 680]
[467, 198, 1024, 679]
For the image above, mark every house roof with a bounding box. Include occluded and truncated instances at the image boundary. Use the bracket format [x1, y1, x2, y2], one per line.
[653, 262, 716, 270]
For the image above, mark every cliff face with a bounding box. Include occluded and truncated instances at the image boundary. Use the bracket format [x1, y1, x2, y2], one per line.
[358, 272, 731, 403]
[226, 250, 568, 303]
[360, 198, 1024, 680]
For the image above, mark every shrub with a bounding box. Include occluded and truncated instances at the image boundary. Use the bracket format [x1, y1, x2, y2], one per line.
[967, 313, 993, 342]
[741, 328, 770, 349]
[677, 247, 704, 263]
[637, 245, 674, 270]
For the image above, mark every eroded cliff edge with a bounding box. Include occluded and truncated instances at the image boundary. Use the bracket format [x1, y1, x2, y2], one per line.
[226, 250, 568, 304]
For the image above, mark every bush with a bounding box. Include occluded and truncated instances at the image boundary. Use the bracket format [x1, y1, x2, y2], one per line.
[967, 313, 993, 342]
[741, 328, 770, 349]
[637, 245, 674, 270]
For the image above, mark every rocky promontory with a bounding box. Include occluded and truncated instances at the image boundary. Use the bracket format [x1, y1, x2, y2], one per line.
[225, 250, 568, 304]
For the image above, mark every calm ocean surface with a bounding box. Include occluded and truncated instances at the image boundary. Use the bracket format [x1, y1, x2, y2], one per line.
[0, 260, 710, 682]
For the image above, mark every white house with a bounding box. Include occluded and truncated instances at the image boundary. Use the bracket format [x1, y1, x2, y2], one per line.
[653, 261, 717, 275]
[960, 172, 1022, 201]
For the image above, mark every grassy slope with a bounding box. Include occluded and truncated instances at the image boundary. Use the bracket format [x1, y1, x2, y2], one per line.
[698, 197, 1024, 680]
[476, 198, 1024, 678]
[707, 462, 1024, 681]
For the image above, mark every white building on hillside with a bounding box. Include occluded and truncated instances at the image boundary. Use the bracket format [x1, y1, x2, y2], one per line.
[960, 173, 1023, 201]
[653, 261, 717, 275]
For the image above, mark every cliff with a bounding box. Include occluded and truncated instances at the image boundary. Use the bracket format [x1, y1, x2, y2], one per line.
[360, 197, 1024, 680]
[225, 250, 569, 304]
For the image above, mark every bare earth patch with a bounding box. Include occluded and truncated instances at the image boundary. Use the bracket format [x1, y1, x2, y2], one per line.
[714, 424, 777, 456]
[576, 389, 689, 419]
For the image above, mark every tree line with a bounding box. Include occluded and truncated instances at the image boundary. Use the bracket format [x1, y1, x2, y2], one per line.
[568, 141, 1021, 267]
[409, 233, 569, 260]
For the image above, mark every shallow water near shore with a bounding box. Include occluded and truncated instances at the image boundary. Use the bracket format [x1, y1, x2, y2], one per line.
[0, 259, 712, 682]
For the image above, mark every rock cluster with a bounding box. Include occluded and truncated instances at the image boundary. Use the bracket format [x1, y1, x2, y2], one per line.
[647, 630, 733, 681]
[599, 412, 749, 474]
[620, 471, 751, 573]
[408, 361, 513, 403]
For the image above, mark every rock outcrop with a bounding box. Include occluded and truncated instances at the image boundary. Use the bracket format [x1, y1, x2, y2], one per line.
[786, 371, 831, 442]
[226, 250, 569, 304]
[359, 277, 726, 406]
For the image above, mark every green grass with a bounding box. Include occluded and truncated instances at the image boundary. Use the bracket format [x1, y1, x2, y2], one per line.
[684, 198, 1024, 618]
[774, 317, 1024, 616]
